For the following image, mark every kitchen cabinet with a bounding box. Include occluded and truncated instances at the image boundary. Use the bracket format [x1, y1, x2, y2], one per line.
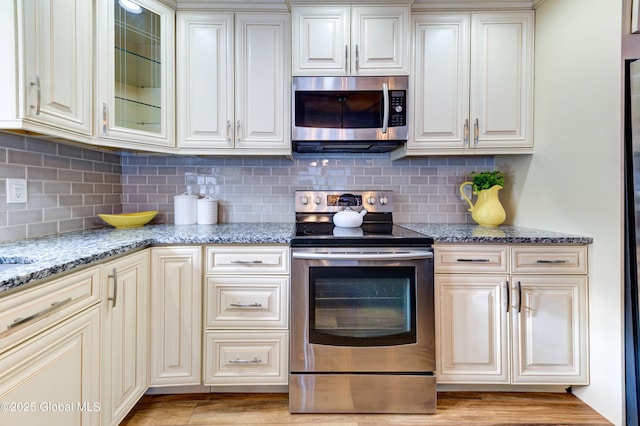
[95, 0, 175, 150]
[203, 245, 289, 386]
[434, 244, 588, 385]
[0, 266, 101, 426]
[101, 250, 150, 426]
[393, 11, 533, 158]
[176, 12, 291, 155]
[290, 3, 410, 76]
[150, 247, 202, 387]
[0, 0, 92, 139]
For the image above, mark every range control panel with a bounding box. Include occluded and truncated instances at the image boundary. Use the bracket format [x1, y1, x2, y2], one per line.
[295, 190, 393, 213]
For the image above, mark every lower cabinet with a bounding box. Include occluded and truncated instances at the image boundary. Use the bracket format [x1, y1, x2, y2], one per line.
[203, 245, 290, 387]
[0, 305, 101, 426]
[434, 244, 589, 385]
[101, 250, 150, 426]
[150, 246, 202, 386]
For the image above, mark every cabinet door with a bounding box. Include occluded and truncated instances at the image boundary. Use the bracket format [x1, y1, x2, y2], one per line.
[0, 305, 100, 426]
[177, 12, 234, 149]
[101, 251, 149, 426]
[22, 0, 92, 134]
[150, 247, 202, 386]
[436, 274, 510, 383]
[351, 6, 409, 75]
[470, 12, 533, 149]
[510, 275, 589, 384]
[410, 13, 469, 150]
[235, 13, 291, 151]
[292, 6, 349, 76]
[96, 0, 175, 148]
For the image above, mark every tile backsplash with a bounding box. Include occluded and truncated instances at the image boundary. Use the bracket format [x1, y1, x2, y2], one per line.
[0, 133, 122, 242]
[121, 152, 493, 224]
[0, 132, 494, 242]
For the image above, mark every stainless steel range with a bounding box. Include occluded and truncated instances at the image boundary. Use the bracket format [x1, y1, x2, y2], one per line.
[289, 190, 436, 414]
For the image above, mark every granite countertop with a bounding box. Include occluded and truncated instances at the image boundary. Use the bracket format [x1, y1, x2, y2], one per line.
[0, 223, 592, 297]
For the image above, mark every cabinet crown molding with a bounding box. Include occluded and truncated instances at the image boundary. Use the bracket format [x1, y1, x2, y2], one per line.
[411, 0, 533, 11]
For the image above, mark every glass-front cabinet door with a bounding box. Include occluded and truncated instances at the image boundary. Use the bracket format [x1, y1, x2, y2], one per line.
[96, 0, 174, 148]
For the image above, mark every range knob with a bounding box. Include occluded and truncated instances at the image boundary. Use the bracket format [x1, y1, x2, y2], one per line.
[379, 196, 389, 205]
[367, 196, 377, 205]
[314, 196, 322, 205]
[300, 196, 309, 205]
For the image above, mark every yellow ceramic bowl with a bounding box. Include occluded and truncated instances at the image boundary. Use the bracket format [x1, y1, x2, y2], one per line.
[98, 211, 158, 229]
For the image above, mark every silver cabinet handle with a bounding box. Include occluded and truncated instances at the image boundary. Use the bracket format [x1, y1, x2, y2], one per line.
[355, 44, 359, 71]
[102, 102, 108, 135]
[345, 44, 349, 72]
[463, 118, 470, 147]
[381, 83, 389, 134]
[474, 118, 479, 145]
[30, 76, 41, 115]
[8, 297, 73, 330]
[226, 120, 231, 143]
[536, 259, 568, 264]
[505, 280, 510, 313]
[107, 267, 118, 308]
[229, 357, 262, 364]
[230, 302, 263, 308]
[230, 260, 263, 264]
[456, 258, 490, 263]
[236, 120, 241, 144]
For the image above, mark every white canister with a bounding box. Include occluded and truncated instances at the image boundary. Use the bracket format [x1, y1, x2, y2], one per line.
[174, 193, 198, 225]
[197, 196, 218, 225]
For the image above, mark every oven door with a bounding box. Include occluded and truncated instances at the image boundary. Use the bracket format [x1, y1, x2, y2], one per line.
[290, 248, 435, 373]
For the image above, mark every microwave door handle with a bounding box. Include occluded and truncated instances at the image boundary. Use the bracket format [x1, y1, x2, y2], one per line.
[381, 82, 389, 134]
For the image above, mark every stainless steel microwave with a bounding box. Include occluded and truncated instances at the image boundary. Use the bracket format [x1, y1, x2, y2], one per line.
[292, 76, 409, 153]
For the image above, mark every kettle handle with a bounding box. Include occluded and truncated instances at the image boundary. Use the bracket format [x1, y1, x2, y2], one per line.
[459, 182, 474, 209]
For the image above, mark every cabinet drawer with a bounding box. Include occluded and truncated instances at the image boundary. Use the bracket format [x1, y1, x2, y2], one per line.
[206, 246, 290, 275]
[434, 245, 508, 273]
[511, 246, 587, 274]
[205, 276, 288, 329]
[0, 266, 101, 353]
[203, 331, 288, 386]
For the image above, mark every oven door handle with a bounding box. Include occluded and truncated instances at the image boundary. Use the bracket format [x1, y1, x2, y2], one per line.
[292, 250, 433, 260]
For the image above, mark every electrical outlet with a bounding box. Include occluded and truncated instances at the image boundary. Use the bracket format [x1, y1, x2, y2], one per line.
[6, 179, 27, 204]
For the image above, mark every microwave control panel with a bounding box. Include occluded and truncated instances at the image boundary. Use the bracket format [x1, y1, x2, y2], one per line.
[389, 91, 406, 127]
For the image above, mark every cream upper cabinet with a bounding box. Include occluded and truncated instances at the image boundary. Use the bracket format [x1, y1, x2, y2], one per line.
[101, 250, 150, 426]
[396, 11, 533, 158]
[176, 12, 291, 155]
[95, 0, 175, 149]
[0, 0, 92, 139]
[291, 4, 410, 76]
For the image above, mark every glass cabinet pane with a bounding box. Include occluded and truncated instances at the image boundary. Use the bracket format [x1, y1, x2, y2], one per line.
[114, 0, 161, 133]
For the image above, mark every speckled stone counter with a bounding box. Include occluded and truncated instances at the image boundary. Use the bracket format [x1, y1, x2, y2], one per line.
[0, 223, 294, 296]
[0, 222, 592, 296]
[398, 223, 593, 245]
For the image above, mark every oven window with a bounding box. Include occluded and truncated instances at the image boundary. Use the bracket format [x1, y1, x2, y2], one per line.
[309, 266, 417, 347]
[294, 91, 383, 129]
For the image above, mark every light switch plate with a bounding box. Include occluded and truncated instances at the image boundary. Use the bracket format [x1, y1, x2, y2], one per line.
[6, 179, 27, 204]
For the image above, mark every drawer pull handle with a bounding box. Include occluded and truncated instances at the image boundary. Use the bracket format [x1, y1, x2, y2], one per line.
[230, 302, 263, 308]
[535, 259, 568, 264]
[229, 357, 262, 364]
[8, 297, 73, 330]
[230, 260, 264, 264]
[456, 258, 490, 263]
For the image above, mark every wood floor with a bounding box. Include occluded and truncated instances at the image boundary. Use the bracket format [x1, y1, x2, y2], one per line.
[121, 392, 612, 425]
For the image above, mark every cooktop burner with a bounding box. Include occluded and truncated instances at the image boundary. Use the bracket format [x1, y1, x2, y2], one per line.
[292, 190, 433, 247]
